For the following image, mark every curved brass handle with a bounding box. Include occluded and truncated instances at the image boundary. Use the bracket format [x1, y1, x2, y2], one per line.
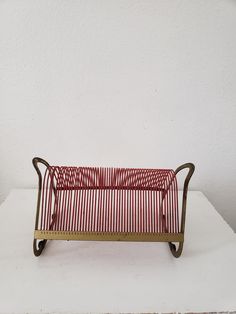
[175, 162, 195, 180]
[32, 157, 51, 230]
[175, 163, 195, 234]
[32, 157, 50, 173]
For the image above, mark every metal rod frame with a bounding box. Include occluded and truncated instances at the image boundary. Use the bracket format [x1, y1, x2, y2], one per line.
[32, 157, 194, 257]
[168, 163, 195, 257]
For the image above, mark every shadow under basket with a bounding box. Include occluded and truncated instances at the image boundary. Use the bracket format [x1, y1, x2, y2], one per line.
[32, 157, 195, 258]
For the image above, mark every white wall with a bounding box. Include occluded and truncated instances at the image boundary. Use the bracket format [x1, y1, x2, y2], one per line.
[0, 0, 236, 230]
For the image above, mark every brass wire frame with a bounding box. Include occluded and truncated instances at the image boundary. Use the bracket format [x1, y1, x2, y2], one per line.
[32, 157, 195, 257]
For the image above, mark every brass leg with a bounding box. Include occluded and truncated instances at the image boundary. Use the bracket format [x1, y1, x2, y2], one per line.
[33, 239, 47, 256]
[162, 215, 184, 258]
[168, 241, 183, 258]
[33, 213, 57, 256]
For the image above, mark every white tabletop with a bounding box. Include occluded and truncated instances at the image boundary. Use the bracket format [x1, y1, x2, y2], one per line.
[0, 189, 235, 314]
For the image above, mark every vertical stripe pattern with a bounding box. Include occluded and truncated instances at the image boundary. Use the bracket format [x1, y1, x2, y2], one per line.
[38, 166, 179, 233]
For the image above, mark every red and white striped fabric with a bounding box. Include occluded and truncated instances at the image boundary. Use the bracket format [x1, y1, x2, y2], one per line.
[39, 166, 179, 234]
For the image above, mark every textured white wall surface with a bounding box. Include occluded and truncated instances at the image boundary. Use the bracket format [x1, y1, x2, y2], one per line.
[0, 1, 236, 230]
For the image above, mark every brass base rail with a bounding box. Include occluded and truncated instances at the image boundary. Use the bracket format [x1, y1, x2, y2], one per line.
[34, 230, 184, 242]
